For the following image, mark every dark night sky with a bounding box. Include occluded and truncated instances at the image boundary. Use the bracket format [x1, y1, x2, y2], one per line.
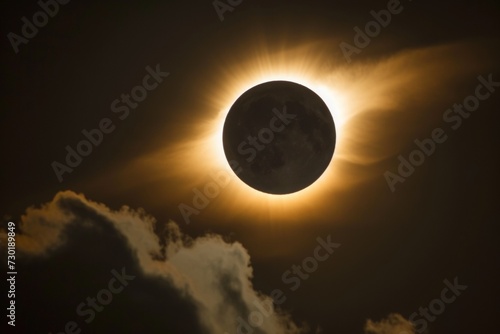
[1, 1, 500, 333]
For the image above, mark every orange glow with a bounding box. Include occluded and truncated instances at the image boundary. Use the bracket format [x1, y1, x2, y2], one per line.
[173, 46, 353, 222]
[110, 41, 488, 224]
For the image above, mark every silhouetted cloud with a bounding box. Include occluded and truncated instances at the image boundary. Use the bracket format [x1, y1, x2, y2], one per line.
[1, 191, 307, 333]
[364, 313, 416, 334]
[1, 191, 418, 333]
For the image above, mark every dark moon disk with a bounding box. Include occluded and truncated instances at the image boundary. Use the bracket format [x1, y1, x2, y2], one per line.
[222, 81, 336, 194]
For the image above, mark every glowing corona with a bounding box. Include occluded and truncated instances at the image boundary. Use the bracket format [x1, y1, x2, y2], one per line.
[133, 42, 469, 223]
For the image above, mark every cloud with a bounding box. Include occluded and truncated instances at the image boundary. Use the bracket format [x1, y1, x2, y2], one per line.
[364, 313, 416, 334]
[1, 191, 418, 334]
[1, 190, 307, 334]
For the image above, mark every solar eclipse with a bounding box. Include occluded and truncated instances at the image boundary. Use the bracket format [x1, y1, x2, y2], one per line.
[222, 81, 336, 194]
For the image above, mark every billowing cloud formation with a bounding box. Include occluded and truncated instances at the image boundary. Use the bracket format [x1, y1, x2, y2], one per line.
[364, 313, 416, 334]
[1, 191, 417, 333]
[2, 190, 307, 334]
